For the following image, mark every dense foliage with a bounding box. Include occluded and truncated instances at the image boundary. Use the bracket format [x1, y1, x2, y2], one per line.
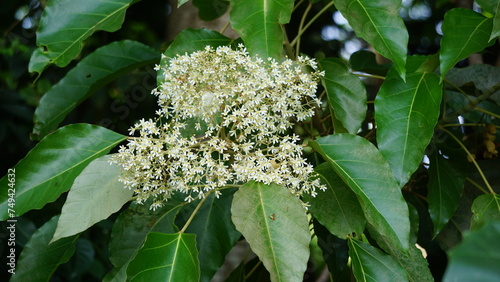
[1, 0, 500, 281]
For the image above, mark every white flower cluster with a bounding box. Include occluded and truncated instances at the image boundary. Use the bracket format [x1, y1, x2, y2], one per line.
[111, 45, 326, 210]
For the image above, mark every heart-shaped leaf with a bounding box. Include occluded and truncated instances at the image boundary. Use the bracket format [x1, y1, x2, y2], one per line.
[32, 40, 159, 140]
[126, 232, 200, 281]
[230, 0, 294, 59]
[334, 0, 408, 78]
[311, 134, 410, 252]
[0, 124, 126, 220]
[29, 0, 137, 73]
[51, 155, 134, 243]
[231, 181, 310, 282]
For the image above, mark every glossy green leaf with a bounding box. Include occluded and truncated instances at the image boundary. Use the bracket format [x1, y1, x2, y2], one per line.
[471, 194, 500, 229]
[443, 220, 500, 282]
[303, 162, 366, 239]
[427, 150, 468, 237]
[0, 124, 126, 221]
[475, 0, 498, 14]
[32, 40, 160, 140]
[29, 0, 136, 73]
[104, 200, 184, 282]
[230, 0, 294, 59]
[126, 232, 200, 281]
[157, 28, 237, 86]
[231, 181, 310, 282]
[439, 8, 494, 80]
[334, 0, 408, 78]
[368, 225, 433, 282]
[319, 58, 367, 134]
[51, 155, 134, 243]
[348, 238, 408, 282]
[375, 71, 442, 187]
[492, 1, 500, 40]
[193, 0, 229, 21]
[11, 216, 79, 282]
[183, 189, 241, 282]
[311, 134, 410, 252]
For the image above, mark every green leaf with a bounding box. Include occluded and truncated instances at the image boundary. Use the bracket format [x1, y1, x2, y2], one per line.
[492, 1, 500, 40]
[367, 225, 433, 282]
[471, 194, 500, 229]
[229, 0, 294, 59]
[231, 181, 310, 282]
[310, 134, 410, 252]
[193, 0, 229, 21]
[51, 155, 134, 243]
[427, 150, 468, 237]
[375, 71, 442, 187]
[348, 238, 408, 282]
[439, 8, 494, 80]
[445, 64, 500, 104]
[184, 189, 241, 282]
[0, 124, 126, 221]
[29, 0, 137, 73]
[104, 200, 184, 282]
[126, 232, 200, 281]
[443, 220, 500, 282]
[157, 28, 238, 86]
[475, 0, 498, 14]
[303, 162, 366, 239]
[11, 216, 79, 282]
[312, 220, 350, 279]
[319, 58, 367, 134]
[349, 50, 390, 77]
[334, 0, 408, 78]
[32, 40, 160, 140]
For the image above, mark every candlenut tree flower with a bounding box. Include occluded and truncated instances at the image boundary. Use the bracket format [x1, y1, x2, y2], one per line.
[111, 45, 326, 210]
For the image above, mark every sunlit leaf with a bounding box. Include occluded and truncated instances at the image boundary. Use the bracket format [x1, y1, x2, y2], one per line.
[231, 181, 310, 282]
[311, 134, 410, 252]
[348, 238, 408, 282]
[375, 71, 442, 187]
[51, 155, 134, 243]
[104, 200, 184, 282]
[32, 40, 159, 140]
[230, 0, 294, 59]
[127, 232, 200, 281]
[334, 0, 408, 78]
[471, 194, 500, 229]
[11, 216, 79, 282]
[304, 162, 366, 239]
[427, 150, 468, 237]
[0, 124, 126, 220]
[439, 8, 494, 80]
[443, 220, 500, 282]
[29, 0, 137, 73]
[319, 58, 367, 134]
